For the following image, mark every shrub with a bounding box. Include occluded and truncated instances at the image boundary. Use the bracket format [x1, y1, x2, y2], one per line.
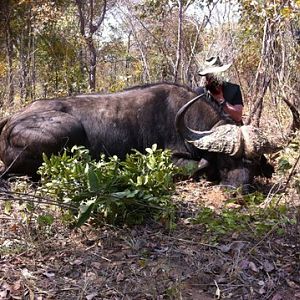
[37, 145, 177, 227]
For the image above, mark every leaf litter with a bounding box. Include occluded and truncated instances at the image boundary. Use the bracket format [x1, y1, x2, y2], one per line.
[0, 177, 299, 299]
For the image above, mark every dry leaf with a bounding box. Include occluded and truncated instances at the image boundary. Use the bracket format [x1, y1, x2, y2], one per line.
[258, 287, 266, 294]
[10, 224, 18, 232]
[116, 272, 125, 282]
[0, 282, 11, 300]
[73, 258, 83, 265]
[43, 271, 55, 278]
[21, 268, 35, 279]
[91, 262, 102, 269]
[13, 280, 22, 291]
[239, 259, 249, 270]
[286, 279, 300, 288]
[86, 292, 98, 300]
[271, 292, 283, 300]
[263, 260, 275, 273]
[249, 262, 259, 273]
[218, 244, 231, 253]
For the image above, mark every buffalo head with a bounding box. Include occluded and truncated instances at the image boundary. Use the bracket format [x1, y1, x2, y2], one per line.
[175, 94, 299, 188]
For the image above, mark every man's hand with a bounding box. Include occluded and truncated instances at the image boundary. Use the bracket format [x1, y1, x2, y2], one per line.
[212, 88, 225, 105]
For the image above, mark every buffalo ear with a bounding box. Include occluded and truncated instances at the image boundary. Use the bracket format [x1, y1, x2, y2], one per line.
[197, 158, 209, 170]
[190, 158, 210, 181]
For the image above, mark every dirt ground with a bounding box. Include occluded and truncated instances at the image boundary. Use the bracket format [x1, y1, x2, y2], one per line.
[0, 178, 300, 300]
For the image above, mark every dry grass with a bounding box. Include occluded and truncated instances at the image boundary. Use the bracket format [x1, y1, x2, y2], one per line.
[0, 170, 299, 299]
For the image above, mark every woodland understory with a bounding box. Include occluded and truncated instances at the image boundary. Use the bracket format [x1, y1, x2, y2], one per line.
[0, 0, 299, 299]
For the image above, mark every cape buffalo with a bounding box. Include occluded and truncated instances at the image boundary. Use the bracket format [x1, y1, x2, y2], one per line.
[0, 83, 295, 187]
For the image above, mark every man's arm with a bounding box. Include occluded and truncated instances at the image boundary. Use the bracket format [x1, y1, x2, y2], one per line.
[221, 83, 244, 123]
[222, 103, 243, 123]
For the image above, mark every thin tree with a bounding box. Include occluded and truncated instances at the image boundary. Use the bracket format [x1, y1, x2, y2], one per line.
[174, 0, 183, 83]
[76, 0, 107, 91]
[1, 0, 14, 105]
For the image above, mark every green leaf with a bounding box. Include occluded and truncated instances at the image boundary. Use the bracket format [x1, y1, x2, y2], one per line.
[136, 176, 143, 186]
[76, 201, 95, 227]
[37, 214, 54, 226]
[4, 201, 12, 214]
[87, 168, 100, 192]
[112, 189, 139, 198]
[278, 158, 292, 172]
[145, 147, 153, 154]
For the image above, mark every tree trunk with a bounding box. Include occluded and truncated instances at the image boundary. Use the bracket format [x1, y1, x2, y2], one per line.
[76, 0, 107, 92]
[19, 5, 33, 103]
[31, 32, 36, 100]
[87, 38, 97, 91]
[19, 31, 27, 102]
[125, 31, 132, 87]
[3, 1, 14, 106]
[245, 19, 272, 126]
[174, 0, 183, 83]
[249, 77, 270, 127]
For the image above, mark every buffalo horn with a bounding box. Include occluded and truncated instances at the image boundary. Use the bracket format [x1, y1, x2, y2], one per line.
[188, 124, 244, 157]
[175, 94, 215, 141]
[175, 94, 244, 156]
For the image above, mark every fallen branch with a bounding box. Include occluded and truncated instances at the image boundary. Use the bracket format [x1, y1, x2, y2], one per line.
[0, 190, 77, 210]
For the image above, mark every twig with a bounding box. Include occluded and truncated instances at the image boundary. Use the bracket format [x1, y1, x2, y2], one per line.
[261, 152, 300, 208]
[0, 194, 77, 210]
[247, 222, 279, 255]
[260, 180, 284, 208]
[165, 235, 218, 248]
[214, 280, 221, 299]
[188, 283, 249, 287]
[274, 152, 300, 206]
[281, 152, 300, 194]
[0, 149, 27, 179]
[92, 253, 112, 262]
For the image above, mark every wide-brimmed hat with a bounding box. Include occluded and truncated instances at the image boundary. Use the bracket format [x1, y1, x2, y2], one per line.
[198, 56, 232, 76]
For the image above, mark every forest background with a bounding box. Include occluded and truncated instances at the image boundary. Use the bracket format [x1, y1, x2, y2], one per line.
[0, 0, 299, 129]
[0, 1, 300, 298]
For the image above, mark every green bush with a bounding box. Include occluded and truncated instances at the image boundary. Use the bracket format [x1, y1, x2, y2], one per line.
[37, 145, 177, 227]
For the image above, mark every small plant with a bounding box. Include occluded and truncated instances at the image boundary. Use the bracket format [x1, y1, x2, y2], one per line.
[37, 145, 178, 227]
[277, 135, 300, 194]
[192, 207, 249, 236]
[193, 200, 296, 239]
[226, 191, 266, 207]
[277, 157, 292, 172]
[193, 195, 295, 240]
